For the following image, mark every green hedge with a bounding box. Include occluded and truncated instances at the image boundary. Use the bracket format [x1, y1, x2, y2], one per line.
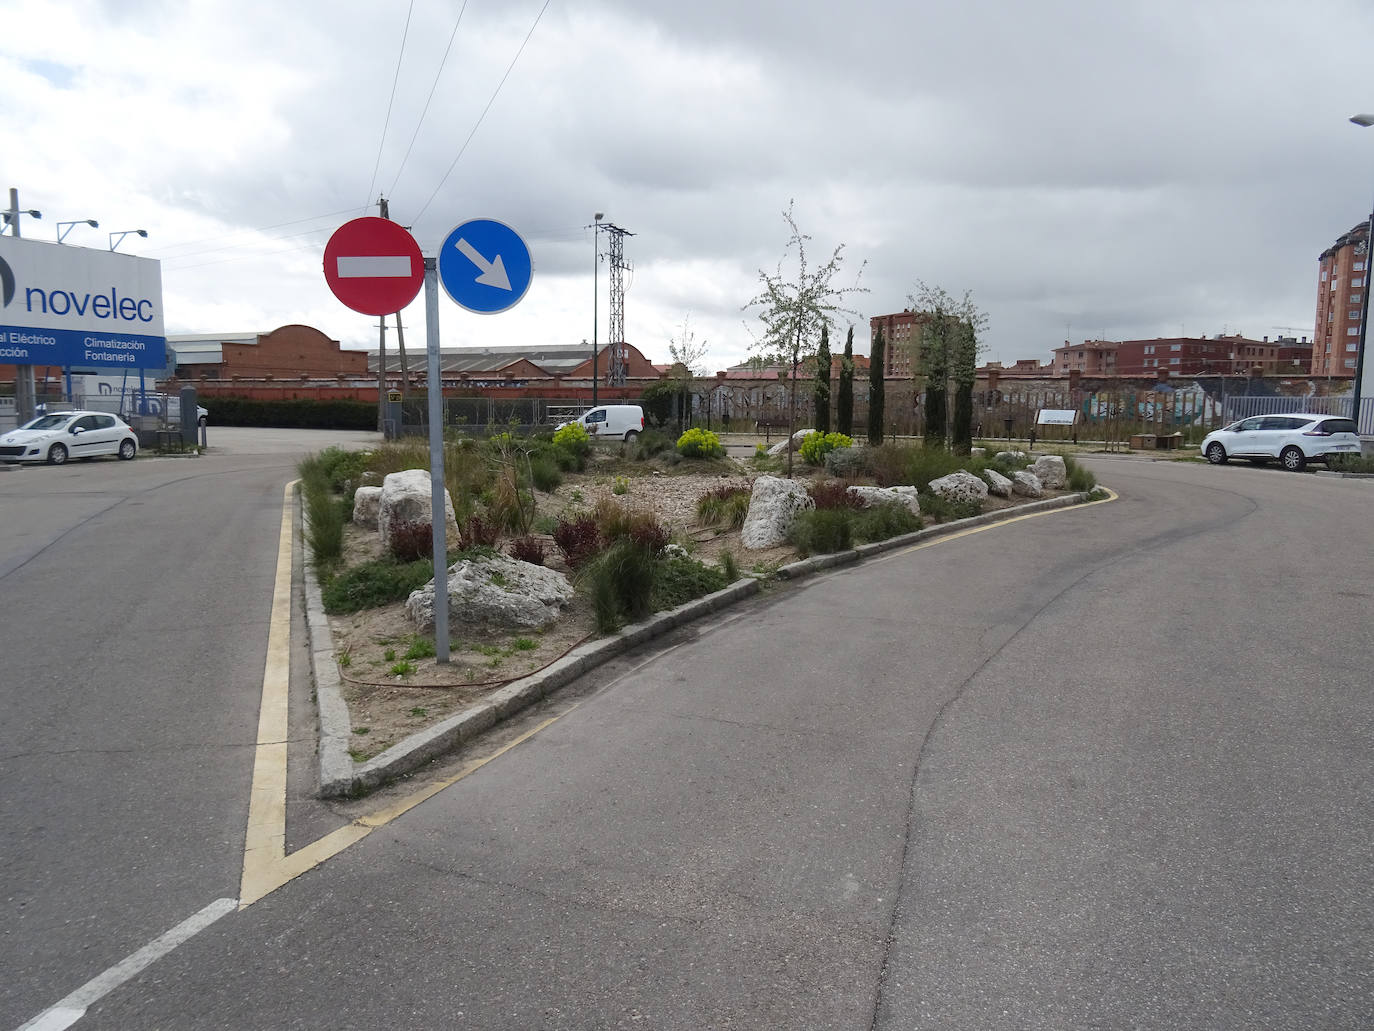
[204, 396, 376, 430]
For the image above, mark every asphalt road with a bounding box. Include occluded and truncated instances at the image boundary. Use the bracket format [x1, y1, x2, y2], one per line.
[0, 428, 378, 1030]
[4, 448, 1373, 1029]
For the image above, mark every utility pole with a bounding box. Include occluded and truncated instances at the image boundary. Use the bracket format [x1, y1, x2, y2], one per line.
[5, 188, 42, 423]
[375, 195, 390, 434]
[600, 221, 634, 390]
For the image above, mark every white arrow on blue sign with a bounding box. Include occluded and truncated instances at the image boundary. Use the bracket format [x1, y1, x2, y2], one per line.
[437, 218, 533, 314]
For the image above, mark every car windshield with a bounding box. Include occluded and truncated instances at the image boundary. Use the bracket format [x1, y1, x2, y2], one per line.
[21, 415, 72, 431]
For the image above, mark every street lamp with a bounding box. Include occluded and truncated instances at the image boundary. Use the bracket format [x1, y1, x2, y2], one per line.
[1350, 114, 1374, 434]
[591, 212, 604, 405]
[109, 229, 148, 251]
[57, 218, 99, 243]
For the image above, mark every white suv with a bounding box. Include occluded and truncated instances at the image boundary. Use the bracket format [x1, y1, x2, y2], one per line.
[1201, 414, 1361, 471]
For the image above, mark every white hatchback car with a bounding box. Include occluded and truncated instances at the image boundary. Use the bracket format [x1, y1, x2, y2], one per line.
[1201, 414, 1361, 471]
[0, 410, 139, 465]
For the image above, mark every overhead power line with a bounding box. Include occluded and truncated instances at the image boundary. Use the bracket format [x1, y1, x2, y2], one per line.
[411, 0, 553, 228]
[387, 0, 471, 199]
[364, 0, 416, 211]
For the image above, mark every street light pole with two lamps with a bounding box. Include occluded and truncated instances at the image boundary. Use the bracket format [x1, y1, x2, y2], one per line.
[1348, 114, 1374, 434]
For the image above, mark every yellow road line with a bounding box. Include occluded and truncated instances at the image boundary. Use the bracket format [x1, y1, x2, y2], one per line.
[238, 489, 570, 907]
[877, 486, 1118, 564]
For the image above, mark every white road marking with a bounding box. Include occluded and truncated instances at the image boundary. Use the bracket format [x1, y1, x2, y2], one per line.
[15, 898, 237, 1031]
[335, 255, 412, 278]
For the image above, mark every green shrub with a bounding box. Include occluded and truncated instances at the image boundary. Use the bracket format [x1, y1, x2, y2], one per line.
[852, 502, 922, 542]
[321, 558, 434, 614]
[651, 553, 730, 611]
[1327, 453, 1374, 473]
[528, 454, 562, 492]
[919, 491, 983, 524]
[612, 476, 629, 495]
[824, 445, 865, 478]
[553, 422, 592, 459]
[787, 508, 854, 556]
[676, 427, 725, 459]
[316, 447, 371, 494]
[632, 428, 674, 460]
[403, 636, 437, 660]
[799, 431, 853, 466]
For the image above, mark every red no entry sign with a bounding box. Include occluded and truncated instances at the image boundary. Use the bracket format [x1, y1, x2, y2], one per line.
[323, 217, 424, 316]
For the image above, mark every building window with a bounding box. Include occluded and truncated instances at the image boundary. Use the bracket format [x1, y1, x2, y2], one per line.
[1170, 344, 1181, 351]
[1170, 357, 1181, 365]
[1356, 277, 1367, 288]
[1348, 327, 1361, 335]
[1352, 294, 1362, 304]
[1346, 359, 1358, 368]
[1350, 342, 1361, 351]
[1144, 345, 1155, 354]
[1357, 262, 1367, 272]
[1323, 269, 1329, 281]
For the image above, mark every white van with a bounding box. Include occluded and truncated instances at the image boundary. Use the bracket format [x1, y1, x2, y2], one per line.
[564, 404, 645, 442]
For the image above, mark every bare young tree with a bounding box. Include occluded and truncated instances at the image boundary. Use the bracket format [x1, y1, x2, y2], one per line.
[745, 201, 867, 475]
[668, 313, 710, 376]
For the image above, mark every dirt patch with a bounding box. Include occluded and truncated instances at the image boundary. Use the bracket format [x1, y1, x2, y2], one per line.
[324, 451, 1073, 760]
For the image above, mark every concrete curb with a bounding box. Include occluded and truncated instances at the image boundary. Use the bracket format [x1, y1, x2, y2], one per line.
[304, 489, 1097, 797]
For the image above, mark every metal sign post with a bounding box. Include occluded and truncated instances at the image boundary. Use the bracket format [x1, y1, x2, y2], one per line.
[423, 256, 450, 664]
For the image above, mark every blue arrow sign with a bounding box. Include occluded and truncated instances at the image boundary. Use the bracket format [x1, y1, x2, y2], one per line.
[437, 218, 532, 314]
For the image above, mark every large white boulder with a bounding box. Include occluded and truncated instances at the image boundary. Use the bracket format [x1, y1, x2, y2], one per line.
[741, 475, 814, 549]
[846, 484, 921, 516]
[983, 469, 1013, 498]
[351, 485, 382, 529]
[928, 470, 989, 507]
[406, 554, 573, 634]
[379, 469, 460, 553]
[995, 450, 1027, 463]
[767, 428, 816, 457]
[1011, 470, 1044, 497]
[1031, 455, 1067, 489]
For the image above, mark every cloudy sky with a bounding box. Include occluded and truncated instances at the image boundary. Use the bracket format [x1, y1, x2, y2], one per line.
[4, 0, 1373, 372]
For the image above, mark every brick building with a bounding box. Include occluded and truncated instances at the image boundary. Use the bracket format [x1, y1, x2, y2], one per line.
[169, 325, 368, 380]
[1051, 335, 1311, 378]
[1314, 221, 1368, 377]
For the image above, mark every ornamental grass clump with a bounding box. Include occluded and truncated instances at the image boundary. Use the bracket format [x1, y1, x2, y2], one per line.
[695, 484, 752, 530]
[852, 501, 922, 542]
[806, 479, 865, 511]
[1062, 453, 1097, 492]
[676, 427, 725, 459]
[387, 519, 433, 563]
[584, 539, 658, 632]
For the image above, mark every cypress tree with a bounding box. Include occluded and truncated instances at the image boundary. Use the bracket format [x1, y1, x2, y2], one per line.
[868, 326, 885, 445]
[813, 324, 831, 433]
[837, 326, 854, 436]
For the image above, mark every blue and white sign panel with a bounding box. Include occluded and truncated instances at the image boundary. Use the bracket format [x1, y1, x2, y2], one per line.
[437, 219, 532, 314]
[0, 235, 166, 370]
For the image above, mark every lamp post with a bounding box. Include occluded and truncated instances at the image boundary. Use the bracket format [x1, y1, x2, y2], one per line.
[56, 218, 99, 243]
[591, 212, 603, 405]
[1350, 114, 1374, 434]
[109, 229, 148, 251]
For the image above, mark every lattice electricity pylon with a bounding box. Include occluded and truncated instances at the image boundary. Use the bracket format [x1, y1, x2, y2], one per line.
[601, 222, 634, 386]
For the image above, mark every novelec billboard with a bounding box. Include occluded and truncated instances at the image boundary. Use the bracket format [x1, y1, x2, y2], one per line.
[0, 235, 166, 370]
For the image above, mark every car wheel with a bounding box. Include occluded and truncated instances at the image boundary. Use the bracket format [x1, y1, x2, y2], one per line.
[1205, 442, 1227, 464]
[118, 439, 137, 461]
[624, 430, 640, 443]
[47, 443, 68, 466]
[1280, 445, 1306, 472]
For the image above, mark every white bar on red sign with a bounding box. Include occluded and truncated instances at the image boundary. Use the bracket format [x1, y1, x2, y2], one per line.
[336, 256, 413, 278]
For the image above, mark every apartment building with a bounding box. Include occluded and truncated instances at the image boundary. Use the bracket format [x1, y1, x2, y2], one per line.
[1314, 221, 1368, 377]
